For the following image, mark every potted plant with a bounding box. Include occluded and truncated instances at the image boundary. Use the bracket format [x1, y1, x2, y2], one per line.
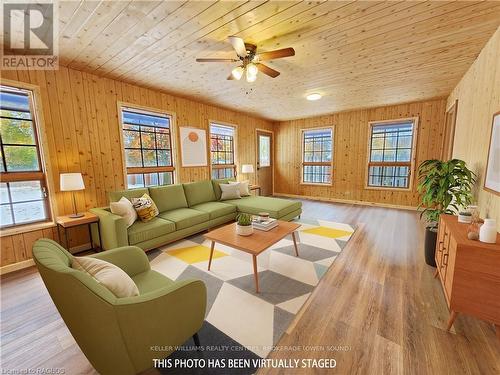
[236, 213, 253, 236]
[417, 159, 475, 266]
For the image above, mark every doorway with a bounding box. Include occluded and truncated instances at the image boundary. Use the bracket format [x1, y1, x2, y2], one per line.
[256, 130, 273, 196]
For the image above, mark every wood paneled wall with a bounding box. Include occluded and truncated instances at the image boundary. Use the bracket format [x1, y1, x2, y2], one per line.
[0, 67, 273, 269]
[446, 26, 500, 230]
[274, 99, 447, 208]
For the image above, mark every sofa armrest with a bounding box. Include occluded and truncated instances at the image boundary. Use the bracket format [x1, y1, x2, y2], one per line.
[112, 279, 207, 372]
[90, 207, 128, 250]
[90, 246, 150, 277]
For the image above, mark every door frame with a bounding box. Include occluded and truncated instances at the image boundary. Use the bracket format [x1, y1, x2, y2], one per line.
[441, 100, 458, 160]
[255, 128, 274, 195]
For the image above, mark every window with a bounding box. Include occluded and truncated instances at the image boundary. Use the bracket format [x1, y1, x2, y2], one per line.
[302, 128, 333, 184]
[120, 107, 174, 188]
[1, 85, 51, 229]
[367, 119, 417, 189]
[210, 123, 236, 179]
[258, 134, 271, 167]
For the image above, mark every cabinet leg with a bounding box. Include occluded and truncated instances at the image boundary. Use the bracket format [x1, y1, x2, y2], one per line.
[446, 311, 458, 331]
[433, 269, 439, 278]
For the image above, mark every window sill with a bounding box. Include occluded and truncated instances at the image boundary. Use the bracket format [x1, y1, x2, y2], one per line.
[364, 186, 412, 192]
[0, 221, 56, 237]
[300, 182, 332, 187]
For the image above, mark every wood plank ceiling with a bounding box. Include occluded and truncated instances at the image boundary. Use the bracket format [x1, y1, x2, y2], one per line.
[53, 1, 500, 120]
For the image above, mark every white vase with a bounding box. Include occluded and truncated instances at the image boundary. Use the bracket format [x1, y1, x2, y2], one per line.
[236, 224, 253, 236]
[479, 219, 497, 244]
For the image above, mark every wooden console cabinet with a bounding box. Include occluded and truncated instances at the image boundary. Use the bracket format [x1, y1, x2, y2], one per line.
[434, 214, 500, 338]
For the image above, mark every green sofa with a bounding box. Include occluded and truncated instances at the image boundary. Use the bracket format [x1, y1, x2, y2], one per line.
[33, 239, 206, 375]
[91, 179, 302, 251]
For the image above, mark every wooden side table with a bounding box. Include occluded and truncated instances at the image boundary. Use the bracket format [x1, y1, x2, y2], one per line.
[56, 212, 101, 253]
[249, 184, 261, 196]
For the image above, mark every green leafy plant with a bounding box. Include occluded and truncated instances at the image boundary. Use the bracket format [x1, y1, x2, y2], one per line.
[417, 159, 476, 227]
[236, 213, 252, 226]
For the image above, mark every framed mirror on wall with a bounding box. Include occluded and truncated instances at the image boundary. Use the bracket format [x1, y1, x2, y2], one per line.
[484, 111, 500, 196]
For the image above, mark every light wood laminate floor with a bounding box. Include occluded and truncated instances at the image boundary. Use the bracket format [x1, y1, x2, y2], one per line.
[1, 199, 499, 374]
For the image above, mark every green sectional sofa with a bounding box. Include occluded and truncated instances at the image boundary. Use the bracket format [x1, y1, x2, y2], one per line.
[91, 179, 301, 251]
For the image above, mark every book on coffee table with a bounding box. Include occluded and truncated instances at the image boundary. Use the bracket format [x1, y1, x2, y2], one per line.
[252, 217, 278, 231]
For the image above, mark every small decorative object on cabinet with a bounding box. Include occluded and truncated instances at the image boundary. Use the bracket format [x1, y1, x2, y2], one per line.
[480, 219, 498, 244]
[433, 214, 500, 339]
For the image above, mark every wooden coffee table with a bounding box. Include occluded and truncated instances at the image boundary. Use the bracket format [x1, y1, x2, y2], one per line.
[204, 220, 301, 293]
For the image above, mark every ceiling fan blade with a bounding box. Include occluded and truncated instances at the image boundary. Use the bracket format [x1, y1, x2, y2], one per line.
[257, 63, 280, 78]
[257, 47, 295, 61]
[228, 36, 247, 58]
[196, 58, 238, 62]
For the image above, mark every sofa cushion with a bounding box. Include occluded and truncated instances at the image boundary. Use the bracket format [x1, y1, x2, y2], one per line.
[191, 201, 236, 219]
[224, 196, 302, 219]
[109, 188, 149, 203]
[149, 184, 188, 213]
[220, 183, 241, 201]
[128, 217, 176, 245]
[183, 181, 216, 207]
[72, 256, 139, 298]
[159, 208, 209, 230]
[212, 178, 235, 200]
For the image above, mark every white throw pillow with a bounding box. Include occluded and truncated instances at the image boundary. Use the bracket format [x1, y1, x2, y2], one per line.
[230, 180, 250, 196]
[72, 256, 139, 298]
[110, 196, 137, 228]
[220, 183, 241, 201]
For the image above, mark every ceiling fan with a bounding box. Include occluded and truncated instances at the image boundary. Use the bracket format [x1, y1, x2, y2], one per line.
[196, 36, 295, 82]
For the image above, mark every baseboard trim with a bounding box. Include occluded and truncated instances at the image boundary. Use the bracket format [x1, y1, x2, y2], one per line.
[274, 192, 418, 211]
[0, 259, 35, 275]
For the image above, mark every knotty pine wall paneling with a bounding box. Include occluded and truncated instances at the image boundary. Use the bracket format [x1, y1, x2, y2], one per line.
[274, 98, 447, 208]
[0, 67, 274, 268]
[446, 26, 500, 230]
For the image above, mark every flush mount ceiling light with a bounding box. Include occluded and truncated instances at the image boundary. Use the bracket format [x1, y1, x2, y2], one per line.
[306, 93, 322, 101]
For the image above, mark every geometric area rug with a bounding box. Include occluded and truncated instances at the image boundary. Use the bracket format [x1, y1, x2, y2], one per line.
[149, 218, 356, 361]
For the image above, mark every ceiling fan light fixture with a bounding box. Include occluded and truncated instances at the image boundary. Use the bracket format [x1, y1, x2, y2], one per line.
[246, 64, 258, 82]
[231, 66, 244, 80]
[306, 93, 322, 101]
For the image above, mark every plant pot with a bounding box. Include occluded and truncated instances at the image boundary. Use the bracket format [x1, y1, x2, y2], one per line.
[236, 224, 253, 236]
[424, 226, 438, 267]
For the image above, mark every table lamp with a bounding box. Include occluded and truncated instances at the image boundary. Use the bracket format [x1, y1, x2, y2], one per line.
[241, 164, 254, 175]
[60, 173, 85, 218]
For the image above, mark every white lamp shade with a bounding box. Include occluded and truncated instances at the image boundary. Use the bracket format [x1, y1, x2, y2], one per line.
[60, 173, 85, 191]
[241, 164, 254, 174]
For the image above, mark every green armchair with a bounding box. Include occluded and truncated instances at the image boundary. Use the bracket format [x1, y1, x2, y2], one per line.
[32, 239, 206, 375]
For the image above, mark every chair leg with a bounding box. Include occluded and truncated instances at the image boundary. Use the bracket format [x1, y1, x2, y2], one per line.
[193, 332, 201, 350]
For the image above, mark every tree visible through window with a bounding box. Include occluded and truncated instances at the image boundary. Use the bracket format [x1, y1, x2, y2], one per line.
[1, 85, 51, 228]
[302, 128, 333, 184]
[367, 119, 416, 189]
[120, 107, 174, 188]
[210, 123, 236, 179]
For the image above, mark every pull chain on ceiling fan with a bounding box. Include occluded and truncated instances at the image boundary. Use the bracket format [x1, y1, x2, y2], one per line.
[196, 36, 295, 82]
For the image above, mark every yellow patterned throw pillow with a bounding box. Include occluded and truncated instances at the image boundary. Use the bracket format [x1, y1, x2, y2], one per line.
[132, 193, 159, 222]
